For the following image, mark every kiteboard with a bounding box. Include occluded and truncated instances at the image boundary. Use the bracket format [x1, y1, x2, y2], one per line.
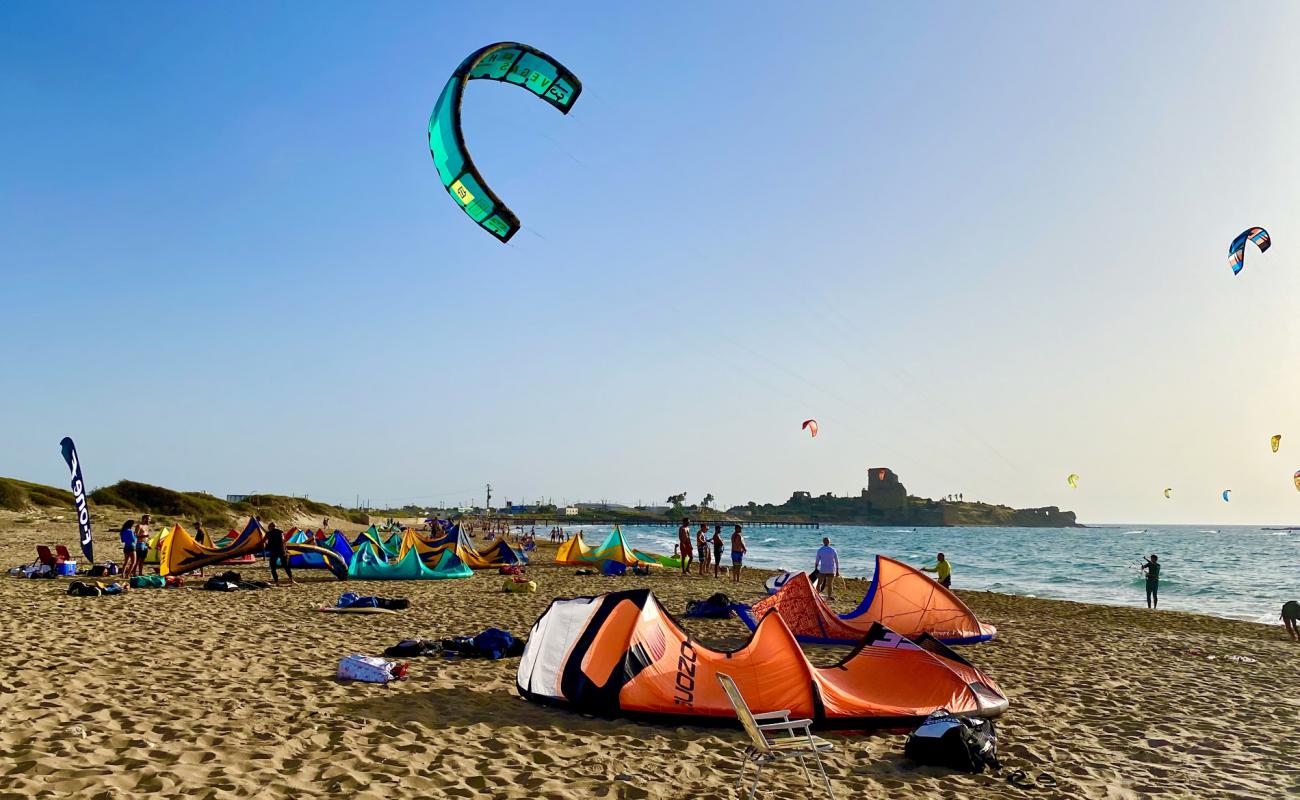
[314, 605, 398, 615]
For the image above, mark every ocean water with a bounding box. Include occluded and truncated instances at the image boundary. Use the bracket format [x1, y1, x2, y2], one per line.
[554, 523, 1300, 624]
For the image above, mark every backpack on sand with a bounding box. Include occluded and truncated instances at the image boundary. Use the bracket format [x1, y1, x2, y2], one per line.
[904, 710, 1000, 773]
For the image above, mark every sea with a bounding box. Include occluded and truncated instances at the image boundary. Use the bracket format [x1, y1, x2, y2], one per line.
[552, 523, 1300, 625]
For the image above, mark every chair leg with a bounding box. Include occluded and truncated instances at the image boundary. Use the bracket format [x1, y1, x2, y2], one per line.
[747, 762, 764, 800]
[797, 753, 813, 786]
[812, 751, 834, 799]
[736, 754, 749, 787]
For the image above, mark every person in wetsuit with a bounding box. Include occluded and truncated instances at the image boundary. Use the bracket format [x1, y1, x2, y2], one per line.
[265, 521, 295, 585]
[1140, 554, 1160, 609]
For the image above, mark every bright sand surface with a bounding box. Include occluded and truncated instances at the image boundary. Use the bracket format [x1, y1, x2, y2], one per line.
[1, 509, 1297, 799]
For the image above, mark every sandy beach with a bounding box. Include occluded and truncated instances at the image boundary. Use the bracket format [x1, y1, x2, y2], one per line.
[2, 508, 1296, 799]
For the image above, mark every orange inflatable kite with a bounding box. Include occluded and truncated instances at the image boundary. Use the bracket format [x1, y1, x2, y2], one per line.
[517, 589, 1006, 729]
[739, 558, 996, 645]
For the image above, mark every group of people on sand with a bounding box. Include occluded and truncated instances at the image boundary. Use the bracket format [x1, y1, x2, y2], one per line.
[676, 519, 748, 583]
[116, 515, 152, 578]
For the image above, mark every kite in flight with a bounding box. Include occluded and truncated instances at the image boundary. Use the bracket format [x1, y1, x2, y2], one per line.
[1222, 489, 1232, 503]
[1067, 474, 1079, 489]
[1294, 470, 1300, 492]
[1271, 434, 1282, 453]
[1163, 488, 1172, 499]
[1228, 227, 1270, 274]
[428, 42, 581, 242]
[802, 419, 818, 438]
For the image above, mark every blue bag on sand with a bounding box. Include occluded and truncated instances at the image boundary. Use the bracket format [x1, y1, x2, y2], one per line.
[338, 592, 379, 609]
[602, 560, 627, 577]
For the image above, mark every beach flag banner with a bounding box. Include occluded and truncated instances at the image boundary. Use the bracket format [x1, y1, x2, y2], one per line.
[59, 437, 94, 563]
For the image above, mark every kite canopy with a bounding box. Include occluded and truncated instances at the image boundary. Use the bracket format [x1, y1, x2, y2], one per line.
[1163, 488, 1172, 499]
[1222, 489, 1232, 502]
[1294, 470, 1300, 492]
[428, 42, 581, 242]
[283, 541, 349, 580]
[1067, 474, 1079, 489]
[802, 419, 818, 437]
[1228, 227, 1270, 274]
[288, 530, 354, 573]
[517, 589, 1007, 729]
[1271, 434, 1282, 453]
[158, 519, 264, 577]
[401, 523, 527, 569]
[740, 559, 997, 645]
[554, 529, 658, 567]
[347, 543, 471, 581]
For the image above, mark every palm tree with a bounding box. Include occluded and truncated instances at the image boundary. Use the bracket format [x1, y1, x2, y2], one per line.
[701, 493, 715, 509]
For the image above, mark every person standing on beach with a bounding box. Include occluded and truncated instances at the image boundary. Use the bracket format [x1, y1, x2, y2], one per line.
[923, 553, 952, 588]
[193, 520, 207, 546]
[1281, 601, 1300, 641]
[696, 524, 711, 576]
[265, 522, 295, 585]
[730, 525, 746, 583]
[119, 519, 137, 576]
[133, 515, 151, 577]
[710, 525, 724, 578]
[813, 537, 839, 599]
[1140, 554, 1160, 609]
[677, 518, 693, 575]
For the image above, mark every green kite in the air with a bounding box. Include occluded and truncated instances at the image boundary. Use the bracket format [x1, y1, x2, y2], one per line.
[428, 42, 582, 242]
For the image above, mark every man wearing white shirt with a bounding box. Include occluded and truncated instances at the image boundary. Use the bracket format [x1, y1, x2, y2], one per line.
[812, 537, 839, 599]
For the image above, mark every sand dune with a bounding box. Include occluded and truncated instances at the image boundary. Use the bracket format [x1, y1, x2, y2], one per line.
[1, 509, 1296, 798]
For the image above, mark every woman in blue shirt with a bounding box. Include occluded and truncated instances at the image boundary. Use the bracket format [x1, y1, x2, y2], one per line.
[119, 519, 137, 575]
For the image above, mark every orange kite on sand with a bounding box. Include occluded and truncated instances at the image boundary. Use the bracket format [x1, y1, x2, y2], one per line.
[737, 557, 996, 645]
[517, 589, 1006, 729]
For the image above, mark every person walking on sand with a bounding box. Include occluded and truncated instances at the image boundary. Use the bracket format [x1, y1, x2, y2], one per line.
[677, 518, 693, 575]
[696, 524, 711, 576]
[119, 519, 137, 576]
[193, 519, 207, 546]
[710, 525, 725, 579]
[1140, 554, 1160, 609]
[922, 552, 952, 588]
[813, 537, 839, 599]
[730, 525, 746, 583]
[264, 522, 295, 585]
[1281, 601, 1300, 641]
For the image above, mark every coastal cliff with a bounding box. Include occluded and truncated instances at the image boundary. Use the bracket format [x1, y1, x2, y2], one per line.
[727, 467, 1080, 527]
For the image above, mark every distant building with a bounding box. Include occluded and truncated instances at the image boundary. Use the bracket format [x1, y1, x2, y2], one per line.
[563, 506, 579, 516]
[226, 494, 250, 503]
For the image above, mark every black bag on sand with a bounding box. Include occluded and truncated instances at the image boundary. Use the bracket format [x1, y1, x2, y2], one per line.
[384, 639, 441, 658]
[904, 710, 999, 773]
[685, 593, 734, 619]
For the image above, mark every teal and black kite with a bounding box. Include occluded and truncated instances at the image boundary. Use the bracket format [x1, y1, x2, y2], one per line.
[428, 42, 582, 243]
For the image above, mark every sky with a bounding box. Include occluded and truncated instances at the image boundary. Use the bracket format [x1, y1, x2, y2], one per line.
[3, 2, 1300, 523]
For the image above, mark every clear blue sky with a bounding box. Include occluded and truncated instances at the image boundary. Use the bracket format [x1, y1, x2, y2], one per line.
[4, 2, 1300, 523]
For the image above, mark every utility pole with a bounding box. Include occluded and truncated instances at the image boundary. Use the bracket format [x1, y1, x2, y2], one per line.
[485, 483, 492, 511]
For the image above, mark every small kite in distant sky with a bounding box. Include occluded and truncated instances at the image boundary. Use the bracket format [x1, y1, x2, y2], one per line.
[802, 419, 818, 438]
[1222, 489, 1232, 503]
[1228, 227, 1270, 274]
[1271, 434, 1281, 453]
[1067, 474, 1080, 489]
[1294, 470, 1300, 492]
[1163, 487, 1172, 499]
